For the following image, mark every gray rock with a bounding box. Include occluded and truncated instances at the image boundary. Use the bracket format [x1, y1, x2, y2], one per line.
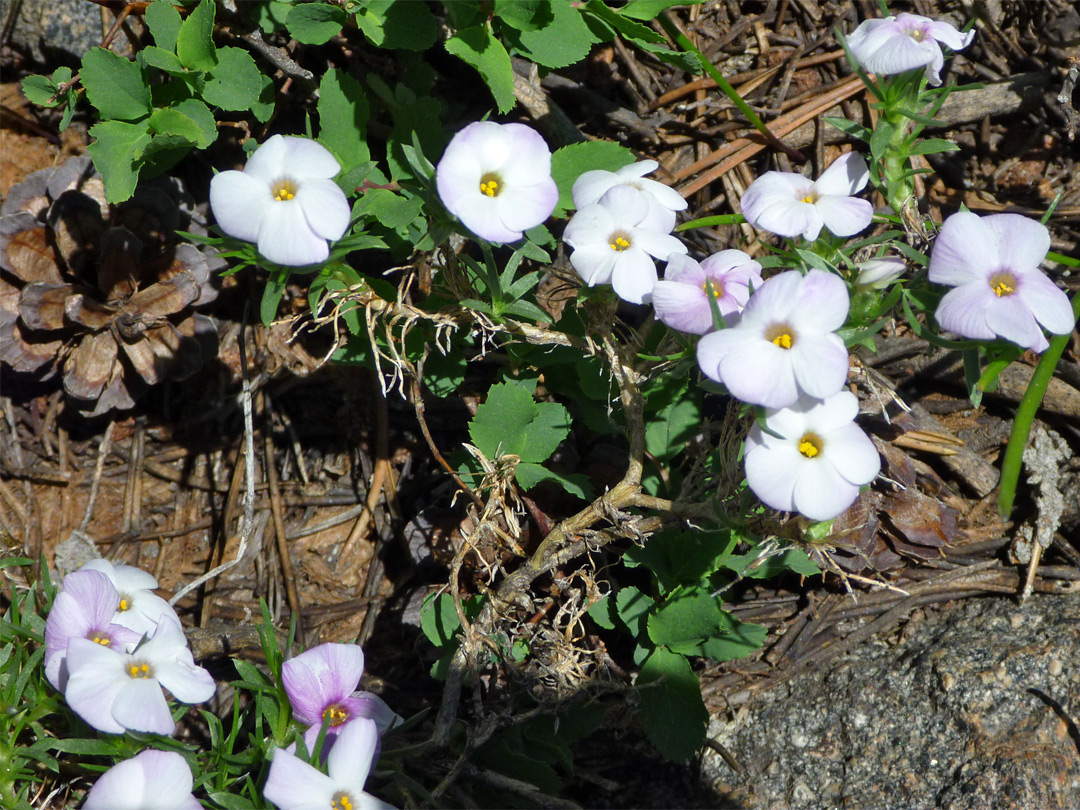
[706, 594, 1080, 809]
[1, 0, 103, 65]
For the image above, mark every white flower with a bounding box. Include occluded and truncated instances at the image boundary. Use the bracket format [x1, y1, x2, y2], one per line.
[847, 13, 975, 86]
[739, 153, 873, 242]
[855, 257, 906, 289]
[572, 160, 687, 232]
[435, 121, 558, 244]
[745, 391, 881, 521]
[696, 269, 851, 409]
[263, 718, 395, 810]
[209, 135, 350, 266]
[78, 559, 182, 637]
[563, 186, 687, 304]
[82, 749, 201, 810]
[64, 618, 216, 735]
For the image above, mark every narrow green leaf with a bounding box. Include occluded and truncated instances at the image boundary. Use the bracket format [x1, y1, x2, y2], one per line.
[823, 115, 871, 142]
[287, 2, 346, 45]
[261, 270, 288, 326]
[176, 0, 218, 71]
[907, 138, 961, 155]
[80, 48, 151, 121]
[146, 0, 183, 53]
[445, 24, 516, 114]
[87, 120, 152, 203]
[203, 47, 263, 111]
[318, 69, 370, 171]
[622, 0, 706, 19]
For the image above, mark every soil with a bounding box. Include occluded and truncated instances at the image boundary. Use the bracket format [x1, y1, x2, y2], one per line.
[2, 1, 1079, 808]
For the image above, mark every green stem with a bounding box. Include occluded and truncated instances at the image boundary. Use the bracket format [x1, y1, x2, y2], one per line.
[657, 12, 806, 164]
[997, 290, 1080, 518]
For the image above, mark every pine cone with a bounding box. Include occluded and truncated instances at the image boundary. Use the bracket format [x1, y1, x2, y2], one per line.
[1, 157, 221, 415]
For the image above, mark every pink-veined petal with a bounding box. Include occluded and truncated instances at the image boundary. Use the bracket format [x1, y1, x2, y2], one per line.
[934, 284, 997, 341]
[257, 200, 329, 266]
[928, 212, 999, 286]
[209, 171, 272, 243]
[813, 152, 870, 196]
[846, 18, 899, 60]
[297, 178, 351, 242]
[282, 643, 365, 724]
[814, 195, 873, 237]
[64, 640, 129, 734]
[663, 253, 705, 285]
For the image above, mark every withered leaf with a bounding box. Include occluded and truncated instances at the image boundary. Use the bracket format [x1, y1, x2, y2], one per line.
[126, 271, 200, 318]
[20, 283, 77, 330]
[2, 226, 65, 285]
[65, 293, 115, 329]
[63, 330, 118, 400]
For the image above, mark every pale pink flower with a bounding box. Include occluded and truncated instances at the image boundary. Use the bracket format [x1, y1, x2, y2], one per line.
[652, 251, 763, 334]
[847, 13, 975, 86]
[929, 212, 1075, 353]
[78, 559, 182, 637]
[82, 749, 201, 810]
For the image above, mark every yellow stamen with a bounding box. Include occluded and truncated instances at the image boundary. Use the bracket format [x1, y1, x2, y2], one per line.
[118, 598, 129, 612]
[332, 793, 354, 810]
[798, 435, 822, 458]
[90, 634, 111, 646]
[989, 272, 1017, 297]
[800, 195, 816, 204]
[272, 179, 297, 202]
[479, 173, 502, 198]
[609, 235, 631, 252]
[703, 281, 725, 299]
[127, 662, 153, 679]
[322, 704, 349, 726]
[908, 28, 926, 42]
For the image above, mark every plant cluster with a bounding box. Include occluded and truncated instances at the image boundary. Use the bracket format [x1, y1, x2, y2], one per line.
[4, 0, 1079, 807]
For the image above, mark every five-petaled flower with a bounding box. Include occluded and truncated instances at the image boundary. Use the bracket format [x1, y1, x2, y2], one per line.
[282, 642, 398, 755]
[209, 135, 351, 267]
[64, 617, 216, 735]
[563, 186, 687, 304]
[696, 270, 850, 409]
[739, 152, 874, 242]
[847, 13, 975, 87]
[263, 717, 396, 810]
[82, 749, 202, 810]
[78, 558, 182, 637]
[572, 160, 687, 233]
[744, 390, 881, 521]
[44, 569, 141, 691]
[652, 251, 763, 335]
[435, 121, 558, 244]
[928, 212, 1075, 353]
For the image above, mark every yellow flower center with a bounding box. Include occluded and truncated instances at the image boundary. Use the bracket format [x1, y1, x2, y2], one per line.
[272, 179, 298, 202]
[766, 323, 796, 349]
[88, 633, 111, 646]
[800, 191, 818, 204]
[703, 280, 725, 299]
[118, 597, 129, 612]
[798, 434, 822, 458]
[127, 661, 153, 679]
[989, 272, 1017, 298]
[908, 28, 926, 42]
[332, 792, 354, 810]
[322, 704, 349, 727]
[479, 173, 502, 198]
[609, 233, 631, 252]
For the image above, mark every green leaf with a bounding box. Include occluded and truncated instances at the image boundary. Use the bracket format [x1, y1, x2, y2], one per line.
[550, 140, 636, 216]
[693, 613, 768, 661]
[354, 0, 437, 51]
[148, 106, 202, 144]
[138, 45, 186, 74]
[287, 2, 346, 45]
[723, 547, 821, 579]
[468, 378, 571, 464]
[420, 593, 461, 648]
[621, 0, 706, 19]
[146, 0, 183, 53]
[87, 120, 151, 203]
[824, 115, 871, 142]
[614, 585, 654, 638]
[445, 24, 516, 114]
[80, 48, 152, 121]
[623, 529, 735, 593]
[20, 74, 59, 107]
[512, 0, 601, 70]
[203, 47, 263, 111]
[648, 590, 724, 650]
[251, 72, 277, 123]
[318, 69, 370, 171]
[907, 138, 961, 155]
[587, 595, 617, 630]
[869, 119, 896, 163]
[637, 647, 708, 761]
[171, 98, 217, 147]
[261, 270, 288, 326]
[582, 0, 665, 43]
[354, 189, 422, 230]
[645, 394, 701, 462]
[176, 0, 218, 71]
[514, 463, 593, 499]
[494, 0, 551, 31]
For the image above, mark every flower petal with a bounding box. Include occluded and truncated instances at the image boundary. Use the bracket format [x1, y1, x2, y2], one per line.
[264, 747, 337, 810]
[983, 293, 1046, 352]
[825, 422, 882, 485]
[282, 643, 365, 725]
[926, 20, 975, 52]
[297, 179, 351, 242]
[83, 754, 147, 810]
[495, 124, 553, 184]
[792, 462, 862, 521]
[1018, 272, 1076, 337]
[720, 342, 799, 408]
[569, 244, 618, 286]
[242, 134, 288, 183]
[813, 152, 870, 196]
[327, 717, 379, 791]
[278, 137, 342, 179]
[928, 212, 998, 286]
[653, 280, 711, 334]
[64, 640, 129, 734]
[744, 436, 804, 513]
[208, 171, 271, 243]
[934, 284, 996, 341]
[257, 200, 329, 266]
[981, 213, 1050, 274]
[156, 655, 217, 704]
[791, 270, 850, 332]
[814, 195, 873, 238]
[789, 334, 850, 399]
[610, 249, 658, 305]
[495, 179, 558, 234]
[111, 677, 175, 734]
